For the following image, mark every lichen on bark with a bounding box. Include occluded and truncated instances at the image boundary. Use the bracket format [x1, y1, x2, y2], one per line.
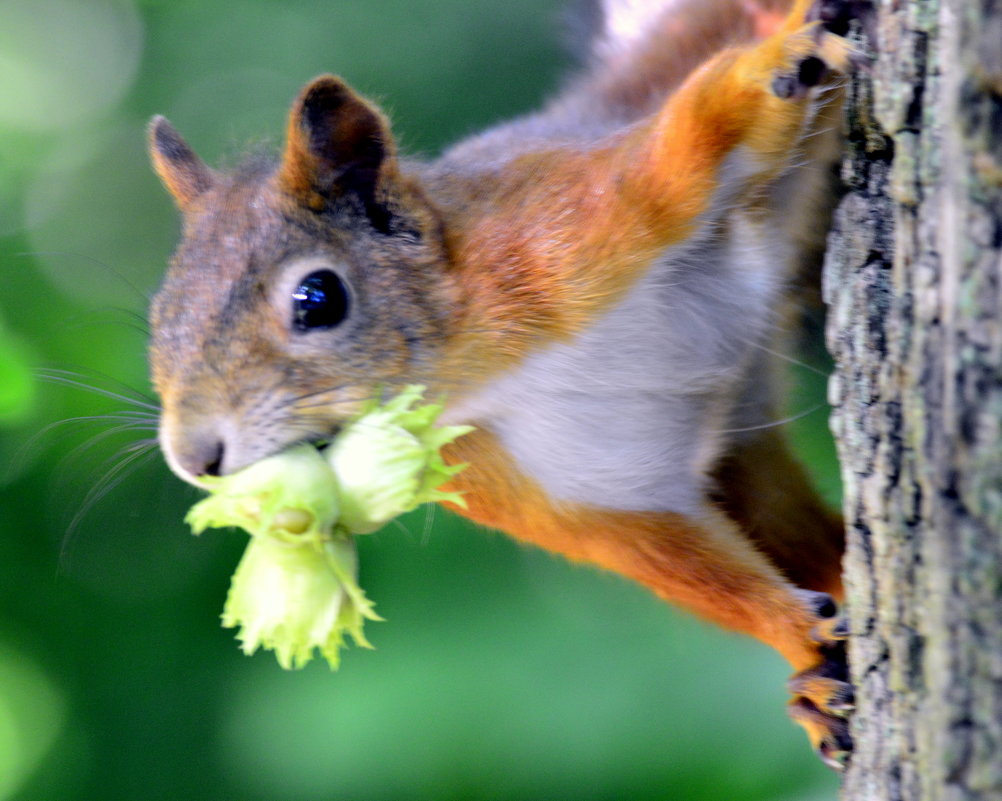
[824, 0, 1002, 798]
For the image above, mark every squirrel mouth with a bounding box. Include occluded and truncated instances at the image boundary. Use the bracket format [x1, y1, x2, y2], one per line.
[306, 425, 342, 452]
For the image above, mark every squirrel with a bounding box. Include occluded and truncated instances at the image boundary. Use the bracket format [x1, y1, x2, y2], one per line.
[148, 0, 864, 769]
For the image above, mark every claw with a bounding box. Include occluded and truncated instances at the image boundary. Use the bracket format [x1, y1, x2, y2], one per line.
[788, 670, 854, 715]
[795, 589, 838, 619]
[819, 743, 851, 771]
[809, 0, 875, 37]
[769, 0, 865, 101]
[787, 594, 854, 769]
[788, 697, 852, 770]
[828, 683, 855, 715]
[812, 614, 849, 645]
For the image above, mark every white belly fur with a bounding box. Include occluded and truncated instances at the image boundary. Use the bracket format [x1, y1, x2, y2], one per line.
[445, 212, 790, 516]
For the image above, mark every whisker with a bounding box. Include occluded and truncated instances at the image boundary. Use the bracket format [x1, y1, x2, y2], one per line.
[45, 412, 157, 430]
[8, 412, 158, 482]
[286, 381, 371, 405]
[119, 437, 161, 455]
[36, 368, 160, 410]
[745, 342, 831, 378]
[16, 250, 151, 307]
[23, 410, 157, 445]
[288, 386, 387, 413]
[291, 396, 380, 413]
[60, 444, 161, 568]
[61, 307, 152, 338]
[82, 436, 161, 479]
[384, 516, 415, 540]
[53, 421, 161, 483]
[420, 502, 436, 547]
[798, 123, 839, 142]
[716, 401, 826, 434]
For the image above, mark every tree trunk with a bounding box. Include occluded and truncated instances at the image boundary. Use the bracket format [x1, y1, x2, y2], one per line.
[824, 0, 1002, 797]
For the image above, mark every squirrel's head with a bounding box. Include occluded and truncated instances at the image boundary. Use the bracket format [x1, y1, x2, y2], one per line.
[148, 76, 457, 483]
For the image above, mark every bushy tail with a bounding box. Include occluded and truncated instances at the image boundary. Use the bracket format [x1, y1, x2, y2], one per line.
[589, 0, 689, 61]
[594, 0, 805, 59]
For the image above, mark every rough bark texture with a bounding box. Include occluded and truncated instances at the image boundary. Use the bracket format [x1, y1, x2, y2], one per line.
[824, 0, 1002, 797]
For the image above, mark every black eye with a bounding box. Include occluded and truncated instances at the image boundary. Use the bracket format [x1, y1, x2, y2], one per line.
[292, 270, 350, 332]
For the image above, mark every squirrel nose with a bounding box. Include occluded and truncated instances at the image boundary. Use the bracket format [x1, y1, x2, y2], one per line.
[195, 440, 225, 477]
[159, 413, 235, 484]
[175, 437, 225, 478]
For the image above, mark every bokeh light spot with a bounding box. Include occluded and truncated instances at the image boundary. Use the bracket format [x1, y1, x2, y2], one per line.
[0, 323, 34, 425]
[25, 124, 181, 310]
[0, 644, 67, 801]
[0, 0, 142, 131]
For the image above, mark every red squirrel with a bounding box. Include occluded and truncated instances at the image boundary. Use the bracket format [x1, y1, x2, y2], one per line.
[148, 0, 862, 768]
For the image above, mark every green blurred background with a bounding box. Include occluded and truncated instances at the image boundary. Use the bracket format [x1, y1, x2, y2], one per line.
[0, 1, 842, 799]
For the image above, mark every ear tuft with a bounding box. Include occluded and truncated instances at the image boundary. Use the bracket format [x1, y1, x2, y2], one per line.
[278, 75, 396, 211]
[148, 116, 214, 211]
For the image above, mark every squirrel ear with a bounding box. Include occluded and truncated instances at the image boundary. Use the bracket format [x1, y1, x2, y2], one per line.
[277, 75, 396, 210]
[148, 116, 214, 212]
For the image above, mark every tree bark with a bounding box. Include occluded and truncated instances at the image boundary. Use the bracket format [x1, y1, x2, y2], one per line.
[824, 0, 1002, 797]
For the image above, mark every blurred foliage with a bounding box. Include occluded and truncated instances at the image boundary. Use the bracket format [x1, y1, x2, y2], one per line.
[0, 319, 34, 424]
[0, 1, 841, 800]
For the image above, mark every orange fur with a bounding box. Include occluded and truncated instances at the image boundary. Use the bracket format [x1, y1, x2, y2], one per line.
[445, 429, 826, 671]
[149, 0, 860, 763]
[423, 0, 854, 676]
[434, 9, 850, 380]
[151, 0, 851, 670]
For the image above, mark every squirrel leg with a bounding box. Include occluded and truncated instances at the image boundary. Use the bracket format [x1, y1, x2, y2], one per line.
[710, 429, 845, 598]
[444, 429, 853, 766]
[708, 431, 853, 766]
[788, 612, 854, 769]
[446, 1, 861, 354]
[622, 0, 859, 205]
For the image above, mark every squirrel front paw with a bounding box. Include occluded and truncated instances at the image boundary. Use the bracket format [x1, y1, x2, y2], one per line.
[786, 591, 853, 770]
[770, 0, 868, 100]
